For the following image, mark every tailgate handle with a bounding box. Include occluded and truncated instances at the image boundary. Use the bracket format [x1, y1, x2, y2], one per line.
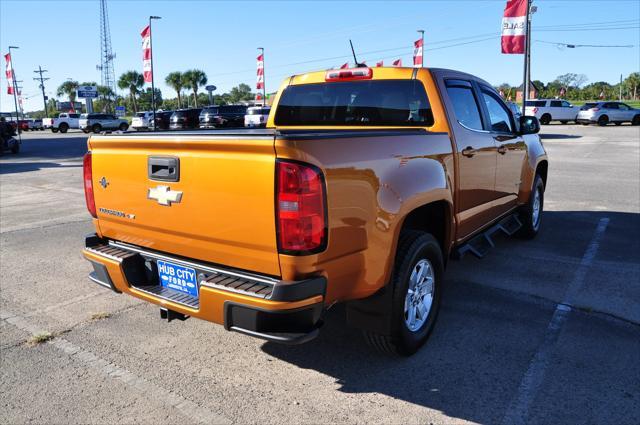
[148, 157, 180, 182]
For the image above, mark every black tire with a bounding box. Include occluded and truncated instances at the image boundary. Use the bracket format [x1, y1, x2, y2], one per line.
[92, 124, 102, 134]
[59, 123, 69, 133]
[118, 123, 129, 131]
[517, 174, 544, 239]
[51, 128, 58, 133]
[540, 114, 551, 125]
[597, 115, 609, 126]
[632, 115, 640, 126]
[560, 120, 568, 124]
[363, 231, 443, 356]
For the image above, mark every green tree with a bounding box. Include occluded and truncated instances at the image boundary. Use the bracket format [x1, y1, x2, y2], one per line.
[138, 87, 163, 111]
[183, 69, 207, 107]
[226, 83, 254, 103]
[56, 80, 79, 104]
[165, 72, 185, 108]
[624, 72, 640, 100]
[117, 71, 144, 113]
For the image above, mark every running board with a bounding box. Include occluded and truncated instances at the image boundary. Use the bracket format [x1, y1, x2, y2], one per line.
[454, 214, 523, 259]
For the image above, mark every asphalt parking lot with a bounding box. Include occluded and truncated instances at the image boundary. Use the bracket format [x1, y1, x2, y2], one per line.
[1, 125, 639, 424]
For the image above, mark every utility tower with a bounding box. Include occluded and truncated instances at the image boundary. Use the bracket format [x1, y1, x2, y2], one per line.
[96, 0, 116, 111]
[33, 66, 50, 116]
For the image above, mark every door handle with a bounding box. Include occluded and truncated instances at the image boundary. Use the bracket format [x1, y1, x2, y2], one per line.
[148, 156, 180, 182]
[498, 145, 508, 155]
[461, 147, 476, 157]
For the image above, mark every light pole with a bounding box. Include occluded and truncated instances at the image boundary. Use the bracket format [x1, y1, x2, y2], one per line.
[258, 47, 266, 106]
[417, 29, 425, 68]
[8, 46, 21, 143]
[149, 15, 161, 130]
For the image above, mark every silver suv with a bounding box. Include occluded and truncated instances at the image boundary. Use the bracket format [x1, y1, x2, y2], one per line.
[576, 102, 640, 126]
[79, 113, 129, 133]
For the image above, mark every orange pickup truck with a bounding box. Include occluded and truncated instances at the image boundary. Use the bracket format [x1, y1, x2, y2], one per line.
[82, 67, 547, 355]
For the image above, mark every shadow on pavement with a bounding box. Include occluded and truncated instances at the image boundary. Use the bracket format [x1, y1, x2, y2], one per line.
[0, 161, 82, 174]
[3, 134, 88, 162]
[261, 210, 639, 424]
[539, 133, 582, 139]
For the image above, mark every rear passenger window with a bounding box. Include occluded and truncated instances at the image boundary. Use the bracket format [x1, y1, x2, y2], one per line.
[550, 101, 562, 107]
[481, 90, 513, 133]
[445, 83, 484, 131]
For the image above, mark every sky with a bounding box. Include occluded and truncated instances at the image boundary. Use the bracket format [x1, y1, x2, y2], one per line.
[1, 0, 639, 113]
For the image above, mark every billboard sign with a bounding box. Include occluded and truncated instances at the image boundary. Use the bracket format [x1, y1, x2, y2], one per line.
[77, 85, 98, 98]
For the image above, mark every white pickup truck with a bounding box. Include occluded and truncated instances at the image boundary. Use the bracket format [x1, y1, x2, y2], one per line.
[524, 99, 580, 125]
[42, 113, 81, 133]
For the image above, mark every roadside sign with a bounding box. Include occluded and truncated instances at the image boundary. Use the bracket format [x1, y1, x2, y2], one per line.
[77, 85, 98, 98]
[115, 106, 126, 117]
[205, 85, 217, 92]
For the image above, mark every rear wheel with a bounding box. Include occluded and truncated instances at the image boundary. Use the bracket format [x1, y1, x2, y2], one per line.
[632, 115, 640, 126]
[363, 231, 443, 356]
[597, 115, 609, 126]
[92, 124, 102, 134]
[540, 114, 551, 125]
[118, 123, 129, 131]
[517, 174, 544, 239]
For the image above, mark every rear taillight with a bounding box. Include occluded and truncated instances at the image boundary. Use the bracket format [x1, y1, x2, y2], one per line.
[276, 160, 327, 254]
[325, 67, 373, 82]
[83, 152, 97, 218]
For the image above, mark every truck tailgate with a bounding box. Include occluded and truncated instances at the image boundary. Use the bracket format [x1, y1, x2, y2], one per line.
[88, 131, 281, 277]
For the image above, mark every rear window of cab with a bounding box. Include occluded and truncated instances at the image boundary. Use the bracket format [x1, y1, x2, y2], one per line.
[274, 80, 433, 127]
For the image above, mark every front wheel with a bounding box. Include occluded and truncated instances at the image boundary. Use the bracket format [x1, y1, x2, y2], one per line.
[59, 123, 69, 133]
[363, 231, 443, 356]
[517, 174, 544, 239]
[92, 124, 102, 134]
[632, 115, 640, 126]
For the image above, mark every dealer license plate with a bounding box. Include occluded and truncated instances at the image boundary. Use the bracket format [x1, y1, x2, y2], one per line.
[157, 260, 198, 298]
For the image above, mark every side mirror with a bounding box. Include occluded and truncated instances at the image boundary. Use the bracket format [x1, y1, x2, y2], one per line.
[519, 115, 540, 135]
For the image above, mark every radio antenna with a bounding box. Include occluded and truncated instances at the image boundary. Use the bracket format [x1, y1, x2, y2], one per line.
[349, 39, 366, 68]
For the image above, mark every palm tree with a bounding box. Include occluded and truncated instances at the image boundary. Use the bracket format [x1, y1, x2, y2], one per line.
[56, 80, 79, 104]
[97, 85, 115, 112]
[117, 71, 144, 113]
[165, 72, 185, 108]
[183, 69, 207, 107]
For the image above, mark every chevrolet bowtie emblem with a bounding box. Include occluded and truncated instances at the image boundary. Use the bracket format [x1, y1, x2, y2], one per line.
[147, 185, 183, 206]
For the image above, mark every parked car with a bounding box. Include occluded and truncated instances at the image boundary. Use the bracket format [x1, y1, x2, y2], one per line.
[524, 99, 580, 125]
[79, 113, 129, 133]
[199, 105, 247, 128]
[576, 101, 640, 126]
[244, 106, 271, 128]
[170, 108, 202, 130]
[17, 119, 30, 132]
[28, 119, 44, 131]
[82, 66, 547, 356]
[151, 110, 174, 130]
[43, 113, 81, 133]
[131, 111, 154, 131]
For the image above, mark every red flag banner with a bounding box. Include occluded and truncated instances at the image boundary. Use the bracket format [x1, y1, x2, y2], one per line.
[256, 54, 264, 90]
[392, 59, 402, 67]
[340, 63, 349, 69]
[413, 38, 424, 67]
[5, 53, 14, 95]
[141, 25, 152, 83]
[501, 0, 528, 54]
[376, 60, 383, 67]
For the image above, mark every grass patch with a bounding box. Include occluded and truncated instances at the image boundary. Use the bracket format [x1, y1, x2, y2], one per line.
[27, 331, 53, 346]
[90, 312, 111, 321]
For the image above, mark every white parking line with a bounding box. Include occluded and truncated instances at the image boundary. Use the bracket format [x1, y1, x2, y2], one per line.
[0, 311, 231, 425]
[502, 217, 610, 425]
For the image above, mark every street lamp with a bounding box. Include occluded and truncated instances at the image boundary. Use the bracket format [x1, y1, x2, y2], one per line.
[417, 30, 424, 68]
[149, 16, 161, 130]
